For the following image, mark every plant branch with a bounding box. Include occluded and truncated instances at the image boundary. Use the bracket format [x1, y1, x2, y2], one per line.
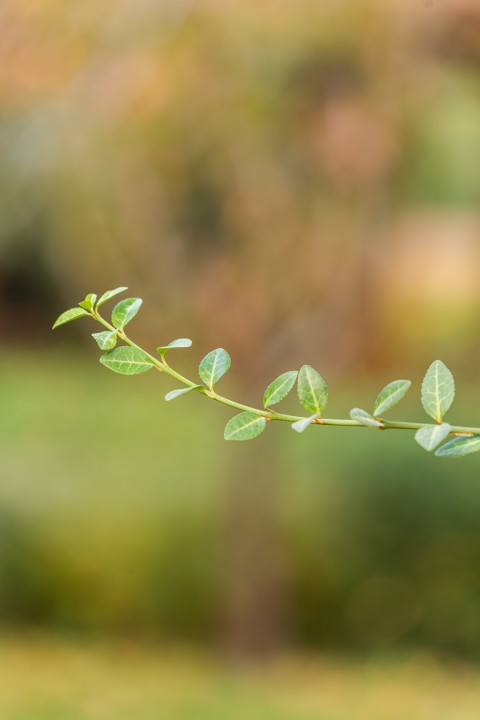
[52, 289, 480, 454]
[91, 310, 480, 436]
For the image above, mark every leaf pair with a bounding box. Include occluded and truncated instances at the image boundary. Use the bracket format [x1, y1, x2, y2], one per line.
[100, 336, 197, 381]
[417, 361, 480, 456]
[96, 294, 148, 373]
[263, 365, 327, 414]
[350, 379, 411, 428]
[164, 347, 230, 402]
[415, 360, 456, 454]
[52, 286, 129, 329]
[227, 365, 328, 440]
[291, 365, 328, 433]
[54, 286, 142, 334]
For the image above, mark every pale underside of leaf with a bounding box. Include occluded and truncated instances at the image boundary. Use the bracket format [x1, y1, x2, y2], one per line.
[373, 380, 411, 417]
[297, 365, 328, 414]
[291, 413, 320, 433]
[263, 371, 298, 408]
[100, 346, 154, 375]
[157, 338, 193, 354]
[52, 307, 90, 329]
[199, 348, 231, 389]
[350, 408, 383, 428]
[421, 360, 455, 423]
[435, 435, 480, 458]
[165, 385, 202, 401]
[224, 412, 266, 441]
[415, 423, 452, 452]
[96, 287, 128, 309]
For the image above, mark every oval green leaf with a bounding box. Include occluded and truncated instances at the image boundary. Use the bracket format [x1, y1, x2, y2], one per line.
[92, 331, 118, 350]
[373, 379, 411, 417]
[111, 298, 143, 330]
[52, 307, 90, 329]
[291, 412, 320, 433]
[297, 365, 328, 415]
[224, 412, 266, 441]
[165, 385, 202, 401]
[421, 360, 455, 423]
[350, 408, 383, 428]
[79, 293, 98, 311]
[157, 338, 193, 355]
[96, 287, 128, 309]
[199, 348, 231, 389]
[415, 423, 452, 452]
[435, 435, 480, 458]
[99, 346, 154, 375]
[263, 371, 298, 408]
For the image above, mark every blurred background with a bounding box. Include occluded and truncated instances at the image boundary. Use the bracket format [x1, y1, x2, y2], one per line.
[2, 0, 480, 717]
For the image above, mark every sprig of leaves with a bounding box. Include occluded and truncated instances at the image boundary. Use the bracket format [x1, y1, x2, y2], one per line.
[52, 289, 480, 457]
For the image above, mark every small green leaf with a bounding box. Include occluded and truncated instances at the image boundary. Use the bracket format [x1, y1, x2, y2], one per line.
[263, 371, 298, 408]
[224, 412, 266, 441]
[111, 298, 143, 330]
[96, 287, 128, 309]
[165, 385, 202, 401]
[92, 331, 118, 350]
[100, 346, 154, 375]
[79, 293, 98, 311]
[435, 435, 480, 458]
[415, 423, 452, 452]
[373, 380, 411, 417]
[199, 348, 231, 389]
[350, 408, 383, 428]
[52, 307, 90, 329]
[421, 360, 455, 423]
[157, 338, 193, 355]
[297, 365, 328, 415]
[291, 413, 320, 433]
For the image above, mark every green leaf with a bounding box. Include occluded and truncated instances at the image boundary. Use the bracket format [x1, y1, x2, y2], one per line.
[297, 365, 328, 415]
[263, 371, 298, 408]
[92, 331, 118, 350]
[79, 293, 98, 311]
[436, 435, 480, 458]
[52, 307, 90, 329]
[421, 360, 455, 423]
[111, 298, 143, 330]
[165, 385, 202, 401]
[373, 380, 411, 417]
[350, 408, 383, 428]
[291, 413, 320, 433]
[415, 423, 452, 452]
[224, 412, 266, 441]
[157, 338, 193, 355]
[96, 287, 128, 309]
[99, 346, 154, 375]
[199, 348, 231, 389]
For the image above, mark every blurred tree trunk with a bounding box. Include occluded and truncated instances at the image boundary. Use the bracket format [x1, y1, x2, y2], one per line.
[222, 422, 288, 660]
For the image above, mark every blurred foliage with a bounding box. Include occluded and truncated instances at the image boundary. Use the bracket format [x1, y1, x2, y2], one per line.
[1, 0, 480, 373]
[2, 0, 480, 661]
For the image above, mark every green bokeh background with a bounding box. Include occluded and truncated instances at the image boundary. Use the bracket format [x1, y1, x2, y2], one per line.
[2, 0, 480, 715]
